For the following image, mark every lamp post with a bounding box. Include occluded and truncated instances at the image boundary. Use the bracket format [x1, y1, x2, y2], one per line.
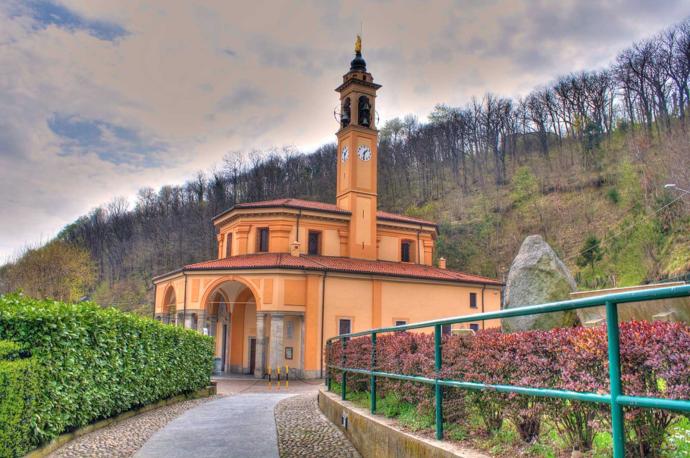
[664, 183, 690, 195]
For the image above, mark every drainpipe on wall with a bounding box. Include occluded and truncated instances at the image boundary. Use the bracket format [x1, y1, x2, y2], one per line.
[152, 283, 157, 319]
[481, 284, 486, 330]
[416, 225, 422, 264]
[319, 270, 328, 379]
[296, 209, 302, 242]
[182, 272, 188, 329]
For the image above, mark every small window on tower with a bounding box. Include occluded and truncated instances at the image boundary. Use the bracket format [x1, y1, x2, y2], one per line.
[308, 231, 321, 255]
[401, 241, 411, 262]
[257, 228, 269, 252]
[225, 233, 232, 258]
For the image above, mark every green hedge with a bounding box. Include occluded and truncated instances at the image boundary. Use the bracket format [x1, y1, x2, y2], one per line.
[0, 294, 214, 453]
[0, 340, 40, 458]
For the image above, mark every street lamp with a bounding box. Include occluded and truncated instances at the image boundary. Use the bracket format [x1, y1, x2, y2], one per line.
[664, 183, 690, 195]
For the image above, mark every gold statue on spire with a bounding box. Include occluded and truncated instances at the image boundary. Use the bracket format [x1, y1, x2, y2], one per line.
[355, 34, 361, 53]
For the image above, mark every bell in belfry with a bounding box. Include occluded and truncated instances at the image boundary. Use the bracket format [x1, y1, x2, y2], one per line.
[341, 98, 351, 127]
[358, 95, 370, 127]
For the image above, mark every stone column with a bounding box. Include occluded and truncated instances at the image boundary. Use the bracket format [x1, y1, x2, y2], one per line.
[269, 313, 284, 371]
[196, 311, 206, 332]
[183, 313, 193, 329]
[299, 315, 306, 379]
[254, 313, 266, 378]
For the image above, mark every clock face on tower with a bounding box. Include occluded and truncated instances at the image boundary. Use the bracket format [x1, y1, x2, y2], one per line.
[357, 145, 372, 161]
[341, 145, 349, 162]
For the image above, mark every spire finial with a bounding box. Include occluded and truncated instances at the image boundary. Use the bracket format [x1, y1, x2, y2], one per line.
[349, 33, 367, 72]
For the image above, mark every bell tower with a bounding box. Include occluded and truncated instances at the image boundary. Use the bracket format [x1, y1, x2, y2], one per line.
[335, 35, 381, 260]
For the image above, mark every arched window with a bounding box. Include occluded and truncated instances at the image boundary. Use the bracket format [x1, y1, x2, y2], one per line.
[401, 240, 415, 263]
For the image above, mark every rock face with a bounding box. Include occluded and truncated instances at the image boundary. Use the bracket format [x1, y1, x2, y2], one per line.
[503, 235, 579, 332]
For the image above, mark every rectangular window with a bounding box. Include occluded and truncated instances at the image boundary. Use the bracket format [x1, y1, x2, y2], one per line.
[338, 318, 352, 335]
[257, 228, 269, 252]
[469, 292, 478, 309]
[286, 320, 294, 339]
[469, 323, 480, 332]
[401, 241, 411, 262]
[225, 233, 232, 258]
[395, 320, 407, 327]
[308, 231, 321, 255]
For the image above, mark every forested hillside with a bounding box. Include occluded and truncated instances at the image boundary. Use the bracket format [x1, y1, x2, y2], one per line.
[1, 20, 689, 314]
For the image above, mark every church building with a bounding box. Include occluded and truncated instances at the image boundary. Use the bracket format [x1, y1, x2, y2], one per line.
[152, 38, 502, 378]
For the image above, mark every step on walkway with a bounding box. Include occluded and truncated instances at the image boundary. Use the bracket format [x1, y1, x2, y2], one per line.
[135, 393, 292, 458]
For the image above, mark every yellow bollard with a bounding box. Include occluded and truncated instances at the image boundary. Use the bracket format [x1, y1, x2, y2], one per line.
[285, 365, 289, 389]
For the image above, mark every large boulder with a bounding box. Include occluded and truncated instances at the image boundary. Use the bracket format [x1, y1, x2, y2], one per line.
[503, 235, 579, 332]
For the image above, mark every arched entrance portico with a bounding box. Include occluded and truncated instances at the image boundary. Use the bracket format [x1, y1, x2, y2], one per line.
[201, 278, 261, 375]
[161, 285, 177, 325]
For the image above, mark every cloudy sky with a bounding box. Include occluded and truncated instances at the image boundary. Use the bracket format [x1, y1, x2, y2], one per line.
[1, 0, 689, 261]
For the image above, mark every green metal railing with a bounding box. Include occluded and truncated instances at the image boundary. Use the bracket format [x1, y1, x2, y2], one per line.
[325, 284, 690, 458]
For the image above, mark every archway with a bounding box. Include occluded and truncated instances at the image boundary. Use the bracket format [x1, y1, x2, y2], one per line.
[162, 285, 177, 325]
[202, 278, 260, 374]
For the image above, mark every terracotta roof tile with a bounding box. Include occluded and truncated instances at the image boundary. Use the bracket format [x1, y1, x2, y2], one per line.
[213, 198, 436, 227]
[183, 253, 501, 285]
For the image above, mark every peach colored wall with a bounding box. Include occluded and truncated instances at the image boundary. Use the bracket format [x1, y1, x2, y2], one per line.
[211, 209, 437, 264]
[322, 277, 373, 339]
[377, 229, 435, 265]
[379, 281, 501, 331]
[154, 270, 502, 376]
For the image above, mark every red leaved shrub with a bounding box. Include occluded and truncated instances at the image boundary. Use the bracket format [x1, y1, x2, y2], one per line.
[325, 320, 690, 453]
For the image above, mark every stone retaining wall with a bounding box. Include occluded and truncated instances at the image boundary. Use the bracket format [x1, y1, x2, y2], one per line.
[318, 388, 487, 458]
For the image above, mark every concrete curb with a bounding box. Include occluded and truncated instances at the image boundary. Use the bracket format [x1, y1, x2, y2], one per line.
[26, 384, 217, 458]
[318, 388, 488, 458]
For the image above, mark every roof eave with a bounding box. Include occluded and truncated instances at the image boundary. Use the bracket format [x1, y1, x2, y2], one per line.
[212, 203, 351, 225]
[181, 263, 501, 286]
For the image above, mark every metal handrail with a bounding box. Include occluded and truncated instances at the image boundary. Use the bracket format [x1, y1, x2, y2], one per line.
[325, 283, 690, 458]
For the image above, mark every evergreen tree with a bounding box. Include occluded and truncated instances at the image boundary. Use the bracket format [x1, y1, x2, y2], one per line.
[576, 235, 603, 271]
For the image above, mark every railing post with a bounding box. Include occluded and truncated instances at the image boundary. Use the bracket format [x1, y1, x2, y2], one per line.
[341, 336, 347, 401]
[370, 332, 377, 413]
[606, 300, 625, 458]
[434, 324, 443, 440]
[326, 340, 332, 390]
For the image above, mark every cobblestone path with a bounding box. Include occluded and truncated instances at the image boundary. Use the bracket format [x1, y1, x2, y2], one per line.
[275, 393, 360, 458]
[49, 397, 217, 458]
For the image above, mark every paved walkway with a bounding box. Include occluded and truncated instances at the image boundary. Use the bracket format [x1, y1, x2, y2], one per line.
[48, 397, 216, 458]
[49, 377, 353, 458]
[135, 393, 293, 458]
